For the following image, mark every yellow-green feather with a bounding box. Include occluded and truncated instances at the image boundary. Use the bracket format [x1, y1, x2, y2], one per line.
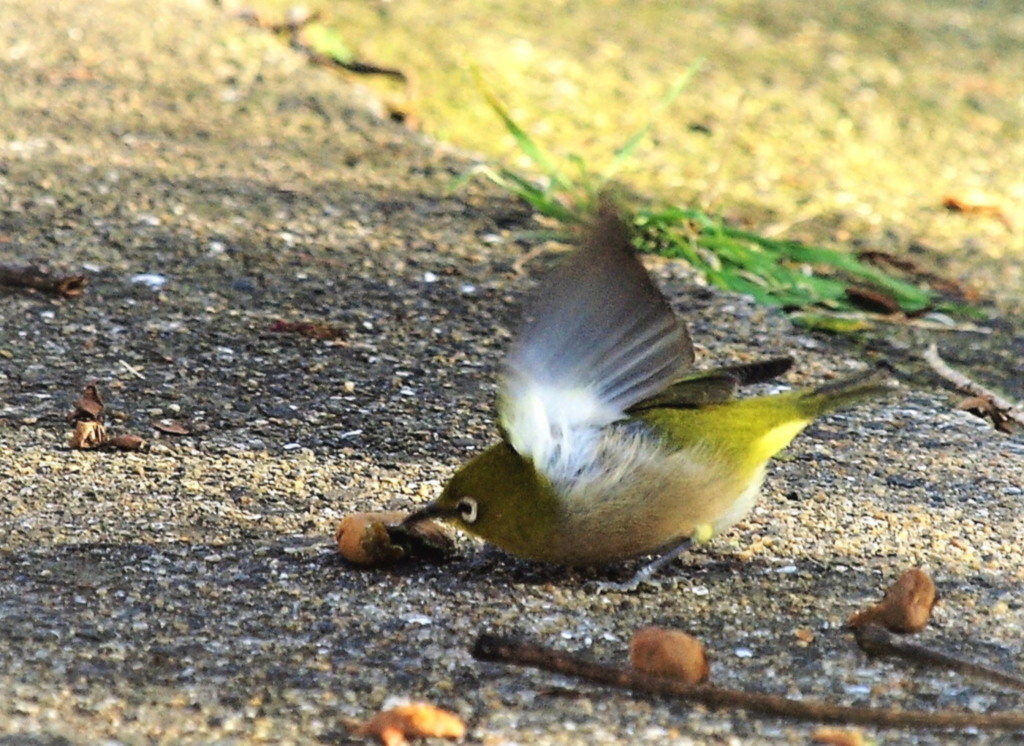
[435, 365, 894, 564]
[637, 365, 894, 479]
[438, 441, 561, 558]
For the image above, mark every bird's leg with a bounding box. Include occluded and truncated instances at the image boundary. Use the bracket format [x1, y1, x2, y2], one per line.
[586, 537, 694, 594]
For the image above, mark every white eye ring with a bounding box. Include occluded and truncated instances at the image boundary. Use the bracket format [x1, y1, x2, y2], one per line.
[457, 497, 478, 523]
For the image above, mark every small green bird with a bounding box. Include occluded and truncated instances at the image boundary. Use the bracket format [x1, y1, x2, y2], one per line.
[406, 204, 895, 589]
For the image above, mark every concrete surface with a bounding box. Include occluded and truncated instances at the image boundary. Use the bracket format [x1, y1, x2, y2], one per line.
[1, 1, 1022, 744]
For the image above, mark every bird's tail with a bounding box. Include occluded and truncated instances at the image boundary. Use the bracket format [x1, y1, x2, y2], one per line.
[799, 363, 898, 417]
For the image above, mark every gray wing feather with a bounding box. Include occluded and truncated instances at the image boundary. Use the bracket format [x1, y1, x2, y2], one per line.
[499, 204, 694, 473]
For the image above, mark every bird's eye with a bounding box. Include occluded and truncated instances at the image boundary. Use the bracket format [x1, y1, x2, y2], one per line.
[456, 497, 478, 523]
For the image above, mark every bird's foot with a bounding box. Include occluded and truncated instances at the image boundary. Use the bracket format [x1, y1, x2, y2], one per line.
[583, 537, 695, 594]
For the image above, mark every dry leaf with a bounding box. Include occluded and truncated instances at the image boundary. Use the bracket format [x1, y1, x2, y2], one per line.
[848, 568, 937, 633]
[104, 434, 149, 452]
[629, 626, 710, 684]
[65, 384, 151, 452]
[153, 419, 191, 435]
[845, 286, 902, 315]
[956, 395, 1015, 434]
[942, 194, 1013, 230]
[67, 384, 104, 422]
[353, 702, 466, 746]
[70, 420, 107, 449]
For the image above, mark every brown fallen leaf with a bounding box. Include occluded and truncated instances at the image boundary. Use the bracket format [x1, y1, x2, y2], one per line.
[924, 343, 1023, 433]
[65, 384, 151, 453]
[352, 703, 466, 746]
[67, 384, 104, 422]
[857, 250, 920, 275]
[629, 626, 710, 684]
[335, 511, 453, 566]
[848, 568, 937, 633]
[70, 420, 107, 449]
[957, 395, 1015, 434]
[942, 194, 1014, 230]
[845, 286, 902, 315]
[103, 434, 149, 452]
[153, 419, 191, 435]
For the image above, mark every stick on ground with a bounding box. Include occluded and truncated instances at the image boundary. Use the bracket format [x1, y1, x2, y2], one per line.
[0, 264, 86, 297]
[923, 343, 1021, 431]
[854, 623, 1024, 693]
[472, 634, 1024, 732]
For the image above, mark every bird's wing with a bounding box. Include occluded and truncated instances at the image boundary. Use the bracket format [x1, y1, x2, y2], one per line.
[627, 356, 794, 412]
[498, 204, 694, 481]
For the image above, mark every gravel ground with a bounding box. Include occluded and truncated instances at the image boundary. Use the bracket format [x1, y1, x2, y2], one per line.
[1, 1, 1022, 745]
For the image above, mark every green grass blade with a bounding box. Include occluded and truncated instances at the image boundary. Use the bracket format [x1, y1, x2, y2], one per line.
[717, 226, 933, 311]
[457, 72, 983, 327]
[474, 69, 574, 193]
[469, 166, 579, 223]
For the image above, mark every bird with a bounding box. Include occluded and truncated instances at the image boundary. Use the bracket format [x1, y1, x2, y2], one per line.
[404, 202, 896, 590]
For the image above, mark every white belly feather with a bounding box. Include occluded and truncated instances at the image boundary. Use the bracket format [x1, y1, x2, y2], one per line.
[544, 423, 763, 565]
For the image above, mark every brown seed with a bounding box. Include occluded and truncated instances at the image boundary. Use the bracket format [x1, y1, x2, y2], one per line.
[336, 511, 409, 566]
[848, 568, 937, 633]
[629, 626, 710, 684]
[335, 511, 453, 566]
[812, 726, 867, 746]
[794, 627, 814, 645]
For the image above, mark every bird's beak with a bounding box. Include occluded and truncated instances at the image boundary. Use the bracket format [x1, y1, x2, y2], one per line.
[402, 501, 454, 527]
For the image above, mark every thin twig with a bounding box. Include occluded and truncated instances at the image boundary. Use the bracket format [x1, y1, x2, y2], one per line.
[472, 634, 1024, 732]
[117, 359, 146, 380]
[923, 343, 1022, 428]
[854, 623, 1024, 693]
[882, 316, 990, 334]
